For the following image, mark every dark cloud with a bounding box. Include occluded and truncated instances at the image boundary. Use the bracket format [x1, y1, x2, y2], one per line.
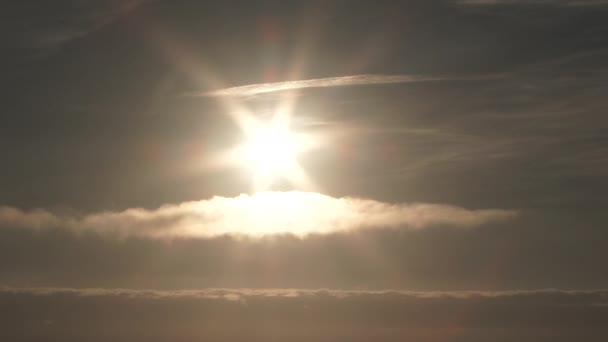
[1, 287, 607, 342]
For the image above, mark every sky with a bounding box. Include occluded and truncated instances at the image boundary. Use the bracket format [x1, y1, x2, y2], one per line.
[1, 0, 608, 340]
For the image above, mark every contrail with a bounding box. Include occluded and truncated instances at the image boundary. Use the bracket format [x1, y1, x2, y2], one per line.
[196, 74, 469, 97]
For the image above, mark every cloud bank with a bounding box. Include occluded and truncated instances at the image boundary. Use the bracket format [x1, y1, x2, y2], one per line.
[0, 191, 517, 238]
[2, 287, 607, 342]
[3, 286, 605, 301]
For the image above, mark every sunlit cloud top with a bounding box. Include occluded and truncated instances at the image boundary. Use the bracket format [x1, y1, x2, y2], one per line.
[0, 192, 518, 239]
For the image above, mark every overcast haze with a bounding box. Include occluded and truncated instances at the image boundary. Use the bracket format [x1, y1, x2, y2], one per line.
[1, 0, 608, 340]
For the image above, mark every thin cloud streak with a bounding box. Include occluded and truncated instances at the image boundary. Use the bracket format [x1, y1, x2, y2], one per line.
[0, 191, 518, 239]
[2, 286, 606, 301]
[458, 0, 608, 6]
[198, 74, 481, 97]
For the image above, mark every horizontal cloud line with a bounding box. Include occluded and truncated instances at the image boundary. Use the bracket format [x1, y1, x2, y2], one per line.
[196, 74, 489, 97]
[4, 286, 606, 340]
[458, 0, 608, 6]
[2, 286, 605, 301]
[0, 191, 518, 239]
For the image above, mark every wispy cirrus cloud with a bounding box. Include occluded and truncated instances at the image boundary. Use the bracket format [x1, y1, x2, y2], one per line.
[0, 191, 518, 239]
[198, 74, 488, 97]
[3, 0, 145, 52]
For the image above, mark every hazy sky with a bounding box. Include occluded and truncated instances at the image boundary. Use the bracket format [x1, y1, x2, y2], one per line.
[1, 0, 608, 340]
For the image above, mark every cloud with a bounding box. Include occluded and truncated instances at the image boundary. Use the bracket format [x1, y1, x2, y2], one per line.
[0, 192, 517, 239]
[198, 74, 487, 97]
[457, 0, 608, 6]
[2, 286, 607, 342]
[3, 0, 145, 51]
[3, 286, 605, 301]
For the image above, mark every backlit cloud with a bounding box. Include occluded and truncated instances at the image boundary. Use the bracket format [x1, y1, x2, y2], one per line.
[199, 74, 481, 97]
[0, 191, 518, 238]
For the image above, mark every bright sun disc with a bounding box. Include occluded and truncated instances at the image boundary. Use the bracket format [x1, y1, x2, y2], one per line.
[244, 126, 298, 173]
[233, 122, 313, 191]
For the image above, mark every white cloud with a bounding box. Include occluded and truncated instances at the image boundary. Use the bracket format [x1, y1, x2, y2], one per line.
[199, 74, 457, 97]
[0, 191, 518, 239]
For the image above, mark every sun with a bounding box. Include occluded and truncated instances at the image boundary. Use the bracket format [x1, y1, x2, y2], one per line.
[244, 125, 299, 175]
[236, 121, 307, 190]
[210, 94, 319, 192]
[221, 116, 317, 192]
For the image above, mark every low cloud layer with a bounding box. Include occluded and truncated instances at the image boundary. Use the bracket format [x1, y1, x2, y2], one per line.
[2, 287, 607, 342]
[3, 286, 606, 301]
[0, 192, 517, 238]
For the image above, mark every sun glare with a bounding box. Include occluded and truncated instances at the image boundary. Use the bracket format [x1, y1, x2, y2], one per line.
[234, 121, 311, 191]
[214, 89, 319, 191]
[226, 117, 315, 192]
[244, 125, 299, 174]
